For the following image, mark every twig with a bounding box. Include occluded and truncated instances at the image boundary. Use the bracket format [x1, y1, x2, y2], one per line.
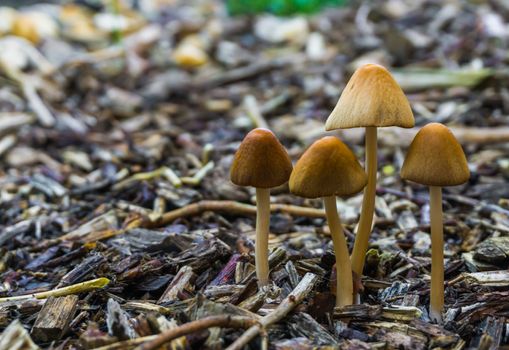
[113, 166, 181, 191]
[180, 161, 215, 186]
[443, 193, 509, 216]
[0, 112, 35, 134]
[450, 126, 509, 144]
[339, 126, 509, 147]
[21, 79, 55, 127]
[0, 219, 33, 247]
[0, 277, 110, 303]
[94, 336, 158, 350]
[193, 58, 288, 89]
[377, 187, 428, 205]
[226, 272, 318, 350]
[157, 200, 394, 227]
[157, 200, 325, 225]
[134, 315, 259, 350]
[0, 134, 16, 158]
[61, 25, 161, 68]
[244, 95, 269, 129]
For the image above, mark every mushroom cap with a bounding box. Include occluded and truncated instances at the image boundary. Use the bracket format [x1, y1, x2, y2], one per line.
[230, 128, 293, 188]
[289, 136, 367, 198]
[401, 123, 470, 187]
[325, 64, 415, 130]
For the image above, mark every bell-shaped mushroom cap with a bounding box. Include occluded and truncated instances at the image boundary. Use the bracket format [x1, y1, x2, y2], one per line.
[401, 123, 470, 187]
[230, 128, 293, 188]
[289, 136, 367, 198]
[325, 64, 415, 130]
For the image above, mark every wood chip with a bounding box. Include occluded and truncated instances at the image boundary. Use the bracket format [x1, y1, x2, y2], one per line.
[31, 295, 78, 342]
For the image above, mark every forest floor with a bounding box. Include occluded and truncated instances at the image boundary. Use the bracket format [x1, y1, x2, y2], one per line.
[1, 0, 509, 349]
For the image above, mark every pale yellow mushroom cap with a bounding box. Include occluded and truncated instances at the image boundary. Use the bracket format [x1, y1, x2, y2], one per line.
[230, 128, 293, 188]
[289, 136, 367, 198]
[401, 123, 470, 187]
[325, 64, 415, 130]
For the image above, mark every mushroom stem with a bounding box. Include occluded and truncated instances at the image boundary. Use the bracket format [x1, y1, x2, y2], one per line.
[323, 195, 353, 307]
[351, 126, 378, 277]
[255, 187, 271, 287]
[429, 185, 444, 323]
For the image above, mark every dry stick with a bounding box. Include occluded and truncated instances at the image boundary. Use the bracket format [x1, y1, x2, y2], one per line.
[226, 272, 318, 350]
[339, 126, 509, 148]
[323, 196, 353, 306]
[21, 81, 55, 127]
[157, 200, 325, 225]
[196, 59, 287, 89]
[0, 62, 55, 127]
[0, 134, 16, 158]
[0, 278, 110, 303]
[244, 95, 269, 129]
[64, 201, 389, 245]
[94, 336, 158, 350]
[135, 316, 258, 350]
[452, 126, 509, 144]
[59, 202, 327, 245]
[351, 127, 377, 279]
[255, 188, 271, 287]
[429, 186, 444, 323]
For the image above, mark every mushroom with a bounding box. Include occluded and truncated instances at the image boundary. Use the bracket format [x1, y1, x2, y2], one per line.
[230, 128, 293, 287]
[401, 123, 469, 322]
[325, 64, 415, 278]
[289, 136, 367, 306]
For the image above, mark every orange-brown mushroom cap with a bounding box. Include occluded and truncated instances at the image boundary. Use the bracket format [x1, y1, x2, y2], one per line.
[325, 64, 415, 130]
[401, 123, 470, 187]
[230, 128, 293, 188]
[289, 136, 367, 198]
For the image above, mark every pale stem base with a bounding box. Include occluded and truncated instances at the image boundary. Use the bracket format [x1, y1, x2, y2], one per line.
[351, 126, 378, 277]
[429, 186, 444, 323]
[255, 187, 271, 287]
[323, 196, 353, 307]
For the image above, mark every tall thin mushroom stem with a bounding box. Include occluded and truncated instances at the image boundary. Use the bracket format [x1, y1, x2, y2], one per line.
[255, 187, 271, 287]
[323, 196, 353, 306]
[351, 126, 378, 277]
[429, 185, 444, 323]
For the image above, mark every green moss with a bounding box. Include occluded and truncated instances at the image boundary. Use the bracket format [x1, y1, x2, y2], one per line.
[227, 0, 346, 16]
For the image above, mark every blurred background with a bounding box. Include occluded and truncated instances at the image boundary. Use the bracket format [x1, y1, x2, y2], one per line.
[0, 0, 508, 228]
[0, 0, 507, 212]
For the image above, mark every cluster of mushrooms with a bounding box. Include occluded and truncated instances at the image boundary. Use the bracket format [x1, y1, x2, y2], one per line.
[230, 64, 470, 323]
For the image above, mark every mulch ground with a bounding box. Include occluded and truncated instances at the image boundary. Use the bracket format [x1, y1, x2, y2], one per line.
[1, 0, 509, 349]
